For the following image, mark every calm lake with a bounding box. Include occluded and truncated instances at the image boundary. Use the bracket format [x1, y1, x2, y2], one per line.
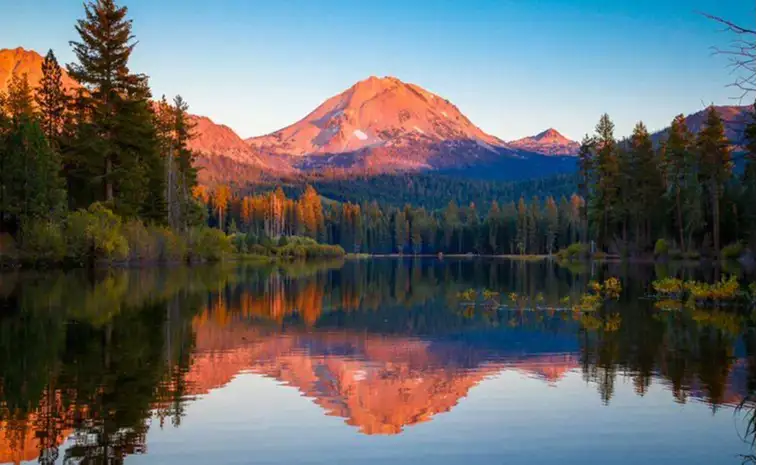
[0, 258, 754, 464]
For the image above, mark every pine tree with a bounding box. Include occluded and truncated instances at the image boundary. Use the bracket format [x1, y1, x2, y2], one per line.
[577, 135, 594, 243]
[545, 196, 558, 254]
[35, 50, 68, 145]
[67, 0, 159, 212]
[486, 200, 501, 254]
[528, 196, 540, 254]
[591, 114, 620, 250]
[516, 197, 527, 255]
[664, 115, 695, 251]
[3, 74, 35, 119]
[443, 201, 459, 252]
[696, 106, 732, 254]
[394, 209, 409, 254]
[2, 118, 66, 223]
[628, 121, 661, 250]
[742, 110, 756, 250]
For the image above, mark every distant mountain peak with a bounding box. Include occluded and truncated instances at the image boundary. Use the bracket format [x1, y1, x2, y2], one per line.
[509, 128, 579, 156]
[534, 128, 568, 141]
[245, 75, 509, 173]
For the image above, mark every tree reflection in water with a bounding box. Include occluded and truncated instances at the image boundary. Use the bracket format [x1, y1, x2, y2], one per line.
[0, 259, 753, 463]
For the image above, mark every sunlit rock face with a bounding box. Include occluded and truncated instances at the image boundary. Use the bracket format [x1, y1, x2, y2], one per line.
[0, 47, 78, 93]
[508, 128, 580, 156]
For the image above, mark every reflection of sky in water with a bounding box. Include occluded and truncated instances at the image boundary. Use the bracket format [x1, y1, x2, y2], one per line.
[120, 371, 747, 465]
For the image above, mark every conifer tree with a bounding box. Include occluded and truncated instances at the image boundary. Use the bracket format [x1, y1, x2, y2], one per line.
[696, 106, 732, 254]
[486, 200, 501, 254]
[3, 74, 35, 119]
[627, 121, 661, 249]
[591, 114, 620, 250]
[663, 115, 692, 250]
[516, 197, 528, 254]
[576, 135, 594, 244]
[67, 0, 162, 216]
[742, 110, 756, 250]
[545, 196, 558, 254]
[35, 50, 68, 145]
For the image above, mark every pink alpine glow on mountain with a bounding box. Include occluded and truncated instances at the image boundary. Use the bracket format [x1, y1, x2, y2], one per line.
[246, 76, 506, 159]
[508, 128, 580, 156]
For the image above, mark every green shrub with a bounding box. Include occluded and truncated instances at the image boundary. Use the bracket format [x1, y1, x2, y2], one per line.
[654, 239, 669, 258]
[149, 226, 187, 262]
[557, 243, 589, 260]
[668, 249, 683, 260]
[123, 220, 158, 262]
[249, 244, 268, 256]
[0, 233, 17, 260]
[19, 219, 65, 263]
[682, 250, 701, 260]
[188, 227, 232, 262]
[231, 233, 249, 253]
[721, 242, 743, 260]
[64, 203, 129, 263]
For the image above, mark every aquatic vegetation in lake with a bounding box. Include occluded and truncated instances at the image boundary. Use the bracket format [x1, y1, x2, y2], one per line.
[651, 275, 743, 305]
[455, 277, 622, 314]
[652, 277, 685, 297]
[653, 298, 684, 312]
[580, 313, 622, 332]
[570, 277, 622, 312]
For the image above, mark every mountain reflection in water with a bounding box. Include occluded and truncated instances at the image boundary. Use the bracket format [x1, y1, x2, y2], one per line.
[0, 259, 753, 464]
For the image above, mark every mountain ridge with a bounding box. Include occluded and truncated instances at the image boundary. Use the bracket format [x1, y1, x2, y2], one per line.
[0, 47, 752, 185]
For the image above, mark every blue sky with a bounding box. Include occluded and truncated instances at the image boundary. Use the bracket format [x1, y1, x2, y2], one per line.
[2, 0, 754, 140]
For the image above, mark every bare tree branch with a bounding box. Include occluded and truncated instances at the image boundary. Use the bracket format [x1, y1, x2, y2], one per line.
[700, 12, 756, 34]
[700, 12, 756, 102]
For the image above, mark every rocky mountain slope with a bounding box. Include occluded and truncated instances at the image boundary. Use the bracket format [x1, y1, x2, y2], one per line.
[508, 128, 580, 156]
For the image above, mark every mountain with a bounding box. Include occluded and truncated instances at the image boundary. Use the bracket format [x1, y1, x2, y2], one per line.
[2, 47, 752, 185]
[650, 105, 754, 147]
[508, 128, 580, 156]
[247, 77, 507, 170]
[246, 76, 525, 173]
[0, 47, 281, 183]
[188, 114, 294, 184]
[0, 47, 78, 92]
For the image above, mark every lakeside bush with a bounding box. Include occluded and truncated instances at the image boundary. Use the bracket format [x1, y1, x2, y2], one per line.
[188, 227, 233, 262]
[14, 206, 342, 268]
[65, 203, 129, 263]
[150, 226, 188, 262]
[19, 219, 65, 263]
[556, 243, 589, 261]
[230, 233, 345, 259]
[721, 242, 743, 260]
[653, 239, 669, 258]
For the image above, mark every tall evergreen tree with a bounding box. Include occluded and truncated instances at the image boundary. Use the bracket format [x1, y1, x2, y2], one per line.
[545, 196, 558, 255]
[663, 115, 693, 250]
[577, 135, 594, 244]
[35, 50, 68, 145]
[742, 109, 756, 250]
[67, 0, 162, 217]
[696, 106, 732, 254]
[628, 121, 661, 249]
[591, 114, 620, 250]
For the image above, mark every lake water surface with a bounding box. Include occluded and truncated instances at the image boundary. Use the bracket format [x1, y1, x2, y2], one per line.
[0, 259, 754, 464]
